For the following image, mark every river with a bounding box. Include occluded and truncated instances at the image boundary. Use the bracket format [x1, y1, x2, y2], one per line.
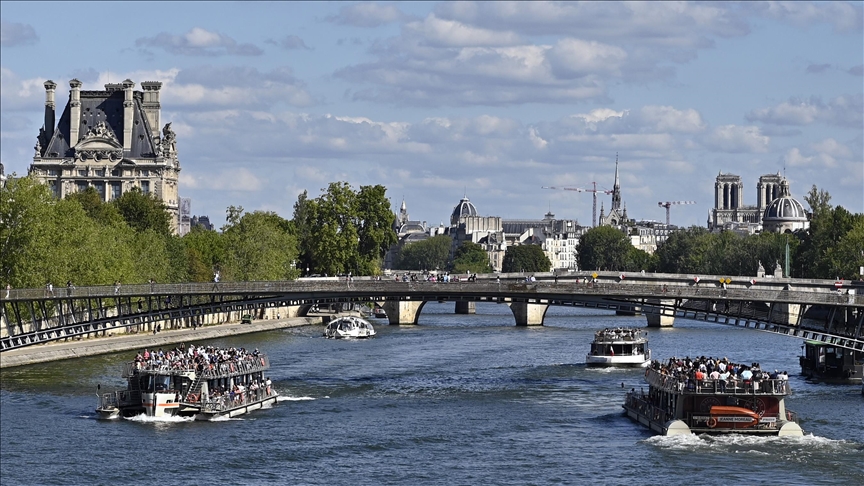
[1, 303, 862, 485]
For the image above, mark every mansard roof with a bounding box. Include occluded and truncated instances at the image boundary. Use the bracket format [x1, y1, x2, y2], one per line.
[41, 90, 157, 159]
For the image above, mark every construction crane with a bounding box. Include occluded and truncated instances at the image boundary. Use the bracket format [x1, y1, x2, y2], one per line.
[542, 182, 613, 227]
[657, 201, 696, 225]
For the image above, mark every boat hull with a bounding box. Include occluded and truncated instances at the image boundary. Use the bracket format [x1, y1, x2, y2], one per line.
[586, 354, 650, 367]
[194, 394, 279, 421]
[622, 402, 802, 436]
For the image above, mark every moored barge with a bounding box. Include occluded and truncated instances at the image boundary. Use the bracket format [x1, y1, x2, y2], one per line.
[96, 344, 278, 420]
[623, 358, 803, 436]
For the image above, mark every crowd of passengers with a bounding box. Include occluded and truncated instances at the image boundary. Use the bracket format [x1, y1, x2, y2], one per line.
[648, 356, 790, 392]
[132, 344, 265, 374]
[204, 376, 273, 409]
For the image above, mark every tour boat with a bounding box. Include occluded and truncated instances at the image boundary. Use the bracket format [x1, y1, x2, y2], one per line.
[323, 316, 377, 339]
[96, 345, 278, 420]
[622, 358, 803, 436]
[798, 340, 863, 384]
[586, 327, 651, 367]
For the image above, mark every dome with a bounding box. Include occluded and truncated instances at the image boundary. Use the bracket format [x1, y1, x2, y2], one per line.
[761, 179, 809, 233]
[450, 196, 478, 226]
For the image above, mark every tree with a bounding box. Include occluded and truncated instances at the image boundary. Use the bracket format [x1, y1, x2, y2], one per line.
[182, 226, 226, 282]
[577, 226, 631, 271]
[502, 244, 551, 273]
[112, 187, 172, 236]
[396, 235, 453, 271]
[221, 209, 300, 281]
[452, 241, 493, 274]
[65, 187, 124, 226]
[355, 184, 397, 275]
[625, 246, 658, 273]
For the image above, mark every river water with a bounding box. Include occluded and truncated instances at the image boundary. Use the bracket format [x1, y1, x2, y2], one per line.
[1, 304, 862, 485]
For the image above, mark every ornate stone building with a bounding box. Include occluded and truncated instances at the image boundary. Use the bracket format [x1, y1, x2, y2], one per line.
[709, 172, 807, 233]
[598, 156, 627, 227]
[28, 79, 181, 231]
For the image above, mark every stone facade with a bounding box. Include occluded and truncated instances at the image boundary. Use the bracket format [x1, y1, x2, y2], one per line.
[28, 79, 181, 232]
[709, 172, 808, 233]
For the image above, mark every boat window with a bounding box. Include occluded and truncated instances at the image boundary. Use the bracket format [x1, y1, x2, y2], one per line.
[155, 375, 171, 391]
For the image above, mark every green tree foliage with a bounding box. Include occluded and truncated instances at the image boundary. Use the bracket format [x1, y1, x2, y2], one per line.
[355, 185, 398, 275]
[625, 246, 658, 273]
[292, 182, 397, 276]
[112, 187, 172, 236]
[396, 235, 452, 271]
[452, 241, 493, 274]
[502, 244, 551, 273]
[182, 226, 226, 282]
[795, 186, 863, 278]
[577, 226, 631, 271]
[65, 187, 124, 226]
[221, 208, 300, 281]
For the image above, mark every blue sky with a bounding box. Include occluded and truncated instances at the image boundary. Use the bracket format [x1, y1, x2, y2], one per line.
[2, 1, 862, 229]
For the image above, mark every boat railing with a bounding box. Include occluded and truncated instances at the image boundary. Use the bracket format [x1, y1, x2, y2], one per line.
[198, 386, 277, 413]
[97, 391, 119, 410]
[122, 355, 270, 378]
[198, 355, 270, 379]
[624, 392, 674, 424]
[644, 368, 791, 395]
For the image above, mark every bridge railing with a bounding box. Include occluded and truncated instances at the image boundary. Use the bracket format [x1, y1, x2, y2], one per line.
[5, 279, 863, 307]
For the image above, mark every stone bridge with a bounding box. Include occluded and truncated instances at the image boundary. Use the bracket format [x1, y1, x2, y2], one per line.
[2, 272, 862, 353]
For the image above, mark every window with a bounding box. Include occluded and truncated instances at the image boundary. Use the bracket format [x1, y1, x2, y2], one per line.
[77, 169, 87, 177]
[110, 182, 122, 200]
[111, 168, 122, 177]
[94, 182, 106, 200]
[140, 169, 150, 177]
[94, 169, 105, 177]
[47, 180, 59, 198]
[140, 181, 150, 194]
[76, 182, 88, 193]
[47, 169, 58, 176]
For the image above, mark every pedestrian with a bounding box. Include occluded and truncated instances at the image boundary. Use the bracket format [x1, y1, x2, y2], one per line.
[5, 283, 10, 299]
[46, 282, 54, 296]
[114, 281, 120, 295]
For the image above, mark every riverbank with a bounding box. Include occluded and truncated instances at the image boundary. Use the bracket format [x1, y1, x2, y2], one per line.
[0, 316, 322, 369]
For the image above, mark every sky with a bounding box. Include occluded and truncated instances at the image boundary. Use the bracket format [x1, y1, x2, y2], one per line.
[1, 1, 862, 229]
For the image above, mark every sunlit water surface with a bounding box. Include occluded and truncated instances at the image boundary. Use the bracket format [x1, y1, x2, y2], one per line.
[2, 304, 862, 485]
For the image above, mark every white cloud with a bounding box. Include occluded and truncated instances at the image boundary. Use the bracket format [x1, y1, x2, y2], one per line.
[135, 27, 263, 56]
[638, 106, 705, 133]
[749, 1, 863, 33]
[573, 108, 627, 125]
[184, 167, 263, 191]
[811, 138, 852, 158]
[326, 2, 407, 27]
[703, 125, 770, 153]
[0, 21, 39, 47]
[547, 38, 628, 78]
[404, 14, 522, 47]
[747, 95, 863, 128]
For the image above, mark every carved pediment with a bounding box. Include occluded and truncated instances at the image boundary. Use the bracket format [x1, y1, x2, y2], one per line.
[74, 121, 123, 162]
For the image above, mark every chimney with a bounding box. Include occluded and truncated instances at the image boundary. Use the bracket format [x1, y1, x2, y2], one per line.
[122, 79, 135, 151]
[140, 81, 162, 139]
[43, 80, 57, 147]
[69, 79, 82, 146]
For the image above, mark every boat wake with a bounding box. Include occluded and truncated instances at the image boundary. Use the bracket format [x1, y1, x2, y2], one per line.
[124, 414, 195, 424]
[276, 395, 316, 402]
[643, 432, 861, 456]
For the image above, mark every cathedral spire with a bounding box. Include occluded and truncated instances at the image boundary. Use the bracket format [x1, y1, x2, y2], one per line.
[611, 153, 622, 210]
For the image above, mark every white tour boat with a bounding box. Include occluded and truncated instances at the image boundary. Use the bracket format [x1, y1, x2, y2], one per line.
[324, 315, 377, 339]
[96, 344, 278, 420]
[623, 357, 803, 436]
[586, 327, 651, 367]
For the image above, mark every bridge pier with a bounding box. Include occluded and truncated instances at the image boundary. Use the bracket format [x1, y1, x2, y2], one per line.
[508, 302, 549, 326]
[455, 302, 476, 315]
[772, 303, 802, 327]
[644, 299, 675, 328]
[383, 301, 425, 325]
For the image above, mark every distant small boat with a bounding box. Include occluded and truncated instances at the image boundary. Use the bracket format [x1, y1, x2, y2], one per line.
[372, 306, 387, 319]
[586, 327, 650, 367]
[324, 316, 376, 339]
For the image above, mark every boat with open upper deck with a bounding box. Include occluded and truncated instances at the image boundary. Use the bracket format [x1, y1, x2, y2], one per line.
[623, 356, 803, 436]
[96, 344, 278, 420]
[586, 327, 650, 367]
[324, 316, 376, 339]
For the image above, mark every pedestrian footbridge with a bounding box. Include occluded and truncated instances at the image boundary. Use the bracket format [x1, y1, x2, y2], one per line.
[2, 272, 862, 353]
